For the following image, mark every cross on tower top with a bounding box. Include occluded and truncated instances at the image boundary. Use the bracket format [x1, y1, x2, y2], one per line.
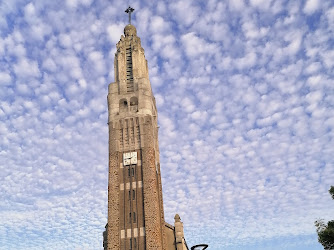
[125, 6, 135, 24]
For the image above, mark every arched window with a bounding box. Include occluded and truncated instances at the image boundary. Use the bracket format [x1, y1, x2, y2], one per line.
[129, 97, 138, 112]
[119, 98, 128, 113]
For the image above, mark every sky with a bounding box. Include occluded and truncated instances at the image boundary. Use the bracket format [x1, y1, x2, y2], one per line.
[0, 0, 333, 249]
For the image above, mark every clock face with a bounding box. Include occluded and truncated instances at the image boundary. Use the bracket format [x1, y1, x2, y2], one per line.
[123, 152, 137, 166]
[130, 152, 137, 164]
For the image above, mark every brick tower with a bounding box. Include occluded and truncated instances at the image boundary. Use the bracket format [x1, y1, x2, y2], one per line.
[104, 7, 189, 250]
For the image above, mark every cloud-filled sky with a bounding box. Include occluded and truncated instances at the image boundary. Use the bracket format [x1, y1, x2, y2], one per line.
[1, 0, 334, 249]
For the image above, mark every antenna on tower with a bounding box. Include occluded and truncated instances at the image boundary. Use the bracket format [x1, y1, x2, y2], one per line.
[125, 6, 135, 24]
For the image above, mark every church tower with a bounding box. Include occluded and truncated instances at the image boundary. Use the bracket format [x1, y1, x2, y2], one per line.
[104, 7, 190, 250]
[106, 7, 167, 250]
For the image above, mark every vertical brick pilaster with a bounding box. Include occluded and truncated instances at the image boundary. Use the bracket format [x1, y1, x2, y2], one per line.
[108, 124, 120, 249]
[142, 116, 163, 249]
[157, 167, 167, 250]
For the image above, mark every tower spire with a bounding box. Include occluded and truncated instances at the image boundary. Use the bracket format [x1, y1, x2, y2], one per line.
[125, 6, 135, 24]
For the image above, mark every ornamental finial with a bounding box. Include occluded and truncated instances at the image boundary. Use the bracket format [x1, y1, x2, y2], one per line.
[125, 6, 135, 24]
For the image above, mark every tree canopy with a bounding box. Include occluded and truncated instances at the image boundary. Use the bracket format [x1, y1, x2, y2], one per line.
[315, 186, 334, 250]
[329, 186, 334, 200]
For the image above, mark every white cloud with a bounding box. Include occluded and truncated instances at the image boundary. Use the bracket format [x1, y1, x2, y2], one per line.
[136, 8, 151, 35]
[229, 0, 245, 11]
[0, 72, 11, 86]
[155, 93, 164, 108]
[24, 3, 36, 21]
[326, 7, 334, 30]
[151, 34, 175, 51]
[190, 110, 208, 123]
[89, 98, 104, 113]
[249, 0, 272, 10]
[16, 83, 33, 95]
[181, 97, 195, 113]
[304, 61, 321, 75]
[88, 51, 106, 75]
[234, 52, 257, 69]
[321, 49, 334, 69]
[170, 0, 199, 27]
[66, 0, 78, 9]
[58, 33, 72, 48]
[106, 23, 124, 47]
[181, 32, 217, 57]
[13, 58, 41, 78]
[42, 58, 57, 72]
[303, 0, 320, 15]
[285, 34, 303, 56]
[80, 0, 93, 7]
[30, 23, 51, 41]
[242, 22, 268, 39]
[150, 16, 170, 34]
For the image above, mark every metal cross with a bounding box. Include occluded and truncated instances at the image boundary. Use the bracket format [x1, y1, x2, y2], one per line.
[125, 6, 135, 24]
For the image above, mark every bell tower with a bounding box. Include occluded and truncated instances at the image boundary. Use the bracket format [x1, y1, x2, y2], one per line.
[106, 7, 167, 250]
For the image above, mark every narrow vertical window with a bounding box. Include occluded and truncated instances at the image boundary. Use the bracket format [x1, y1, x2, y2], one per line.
[130, 238, 132, 250]
[126, 46, 134, 92]
[131, 167, 135, 176]
[132, 190, 135, 200]
[128, 168, 130, 177]
[134, 238, 137, 248]
[133, 212, 136, 223]
[129, 190, 131, 200]
[129, 212, 131, 223]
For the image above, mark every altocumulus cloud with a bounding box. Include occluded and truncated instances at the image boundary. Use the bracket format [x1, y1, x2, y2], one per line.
[0, 0, 334, 250]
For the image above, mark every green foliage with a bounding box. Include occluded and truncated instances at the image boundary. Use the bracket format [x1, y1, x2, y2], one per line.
[329, 186, 334, 200]
[315, 219, 334, 249]
[315, 186, 334, 250]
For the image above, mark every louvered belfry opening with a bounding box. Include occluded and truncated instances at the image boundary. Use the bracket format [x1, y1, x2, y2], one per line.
[126, 46, 134, 92]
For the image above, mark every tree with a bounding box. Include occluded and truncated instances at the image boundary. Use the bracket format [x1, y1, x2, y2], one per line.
[329, 186, 334, 200]
[315, 186, 334, 250]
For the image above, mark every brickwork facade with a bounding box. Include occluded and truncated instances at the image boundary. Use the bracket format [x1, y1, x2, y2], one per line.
[108, 125, 120, 249]
[107, 23, 167, 250]
[105, 20, 189, 250]
[142, 117, 164, 249]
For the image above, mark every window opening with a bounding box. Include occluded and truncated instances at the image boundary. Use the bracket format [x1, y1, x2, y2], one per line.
[130, 97, 138, 112]
[119, 99, 128, 113]
[126, 47, 134, 92]
[132, 190, 135, 200]
[133, 212, 136, 223]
